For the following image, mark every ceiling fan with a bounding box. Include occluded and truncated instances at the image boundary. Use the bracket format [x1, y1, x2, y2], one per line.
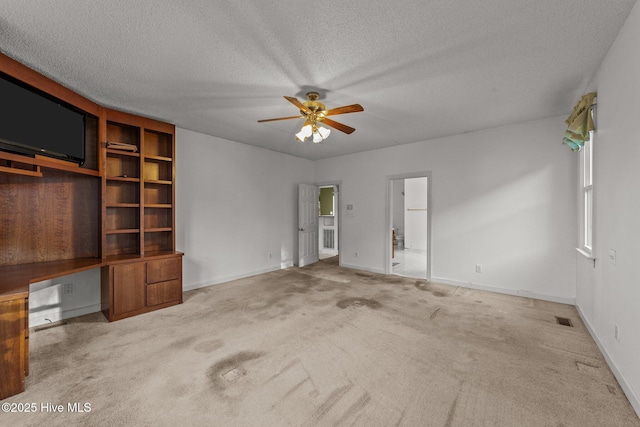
[258, 92, 364, 143]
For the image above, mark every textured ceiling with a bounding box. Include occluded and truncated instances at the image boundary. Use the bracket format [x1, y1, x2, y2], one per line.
[0, 0, 636, 160]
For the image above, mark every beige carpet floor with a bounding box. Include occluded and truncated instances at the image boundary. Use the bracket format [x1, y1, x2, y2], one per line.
[3, 257, 639, 426]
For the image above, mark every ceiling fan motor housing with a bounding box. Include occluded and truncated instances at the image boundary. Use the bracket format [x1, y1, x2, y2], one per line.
[302, 91, 326, 116]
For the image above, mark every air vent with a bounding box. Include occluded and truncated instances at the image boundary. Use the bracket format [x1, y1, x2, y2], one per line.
[555, 316, 573, 327]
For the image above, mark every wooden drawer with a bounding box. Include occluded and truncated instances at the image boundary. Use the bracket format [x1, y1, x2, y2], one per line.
[146, 279, 181, 306]
[147, 257, 181, 284]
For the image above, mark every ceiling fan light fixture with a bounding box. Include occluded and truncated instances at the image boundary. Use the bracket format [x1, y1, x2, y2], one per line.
[312, 131, 323, 143]
[317, 126, 331, 139]
[295, 124, 313, 141]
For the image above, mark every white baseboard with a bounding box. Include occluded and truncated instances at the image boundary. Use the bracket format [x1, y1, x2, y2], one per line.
[430, 276, 576, 305]
[576, 304, 640, 418]
[183, 265, 286, 292]
[339, 263, 386, 274]
[30, 303, 102, 328]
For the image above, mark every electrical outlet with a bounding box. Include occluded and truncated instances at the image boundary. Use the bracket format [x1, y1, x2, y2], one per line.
[614, 324, 620, 342]
[63, 283, 73, 294]
[475, 264, 483, 273]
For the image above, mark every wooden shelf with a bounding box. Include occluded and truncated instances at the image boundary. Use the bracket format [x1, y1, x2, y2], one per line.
[106, 176, 140, 183]
[0, 151, 99, 177]
[0, 164, 42, 177]
[145, 204, 172, 208]
[145, 228, 172, 233]
[145, 155, 172, 162]
[106, 228, 140, 235]
[106, 149, 140, 158]
[144, 179, 172, 185]
[107, 203, 140, 208]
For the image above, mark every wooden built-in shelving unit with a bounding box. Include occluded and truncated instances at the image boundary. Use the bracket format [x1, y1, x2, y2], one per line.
[102, 109, 177, 261]
[0, 52, 183, 399]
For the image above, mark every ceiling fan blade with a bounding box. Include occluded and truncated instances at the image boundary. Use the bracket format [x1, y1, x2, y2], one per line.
[322, 117, 356, 134]
[325, 104, 364, 116]
[284, 96, 312, 114]
[257, 115, 304, 123]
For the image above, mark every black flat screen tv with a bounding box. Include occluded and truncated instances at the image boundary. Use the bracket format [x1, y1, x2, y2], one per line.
[0, 72, 86, 165]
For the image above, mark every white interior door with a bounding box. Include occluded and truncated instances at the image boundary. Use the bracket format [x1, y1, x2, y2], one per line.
[298, 184, 319, 267]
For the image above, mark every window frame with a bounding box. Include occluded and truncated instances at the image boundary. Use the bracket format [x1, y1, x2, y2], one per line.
[577, 106, 595, 259]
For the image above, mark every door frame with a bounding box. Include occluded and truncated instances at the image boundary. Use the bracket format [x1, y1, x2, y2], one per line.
[385, 172, 432, 279]
[315, 180, 342, 266]
[298, 183, 320, 267]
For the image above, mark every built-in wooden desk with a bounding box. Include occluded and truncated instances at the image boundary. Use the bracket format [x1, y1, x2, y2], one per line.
[0, 258, 103, 400]
[0, 253, 183, 400]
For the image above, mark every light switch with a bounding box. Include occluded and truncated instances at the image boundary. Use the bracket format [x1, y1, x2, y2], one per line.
[346, 203, 355, 217]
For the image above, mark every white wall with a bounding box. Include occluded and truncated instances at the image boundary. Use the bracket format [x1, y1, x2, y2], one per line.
[315, 116, 577, 302]
[575, 1, 640, 415]
[29, 269, 100, 327]
[176, 128, 314, 290]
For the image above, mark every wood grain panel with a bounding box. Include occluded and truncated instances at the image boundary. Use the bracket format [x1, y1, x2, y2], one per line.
[106, 180, 139, 205]
[144, 130, 172, 157]
[146, 279, 181, 306]
[24, 297, 28, 376]
[106, 122, 140, 148]
[0, 171, 100, 266]
[83, 115, 99, 171]
[147, 257, 181, 284]
[106, 108, 175, 134]
[106, 207, 140, 231]
[144, 231, 172, 253]
[105, 155, 139, 179]
[144, 183, 171, 204]
[111, 262, 145, 316]
[143, 160, 171, 182]
[0, 298, 25, 399]
[105, 233, 140, 256]
[144, 208, 171, 229]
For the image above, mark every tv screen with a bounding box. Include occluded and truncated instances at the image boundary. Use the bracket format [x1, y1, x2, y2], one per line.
[0, 72, 86, 164]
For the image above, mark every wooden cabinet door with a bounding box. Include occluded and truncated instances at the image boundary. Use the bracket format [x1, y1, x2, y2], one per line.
[112, 262, 146, 316]
[0, 298, 26, 399]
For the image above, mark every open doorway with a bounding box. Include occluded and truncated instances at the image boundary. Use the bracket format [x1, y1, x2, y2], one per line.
[298, 183, 341, 267]
[387, 173, 430, 279]
[318, 185, 339, 260]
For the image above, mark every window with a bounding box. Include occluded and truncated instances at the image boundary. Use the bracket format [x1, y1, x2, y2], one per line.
[578, 107, 595, 258]
[319, 186, 335, 216]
